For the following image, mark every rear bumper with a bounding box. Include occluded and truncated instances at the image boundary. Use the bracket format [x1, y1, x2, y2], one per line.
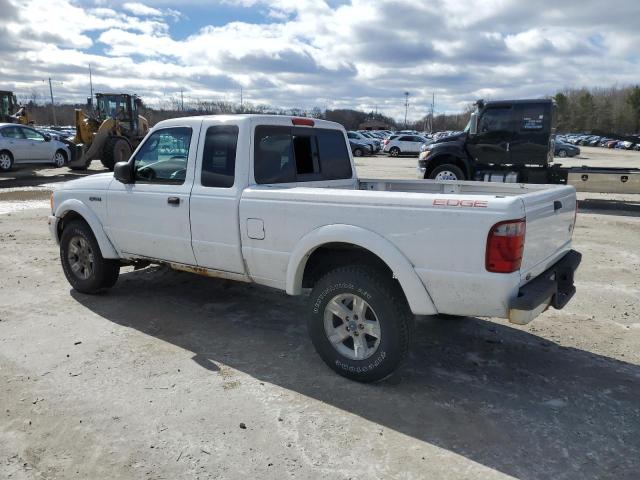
[508, 249, 582, 325]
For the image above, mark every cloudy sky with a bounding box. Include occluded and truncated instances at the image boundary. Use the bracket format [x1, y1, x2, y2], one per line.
[1, 0, 639, 120]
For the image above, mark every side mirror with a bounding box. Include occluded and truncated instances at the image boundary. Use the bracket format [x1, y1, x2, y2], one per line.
[44, 134, 51, 142]
[469, 113, 478, 135]
[114, 161, 134, 184]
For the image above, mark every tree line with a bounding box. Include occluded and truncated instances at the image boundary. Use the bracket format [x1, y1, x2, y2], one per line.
[16, 85, 640, 135]
[554, 86, 640, 134]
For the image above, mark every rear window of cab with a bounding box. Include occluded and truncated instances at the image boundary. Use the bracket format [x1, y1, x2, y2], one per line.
[254, 126, 352, 184]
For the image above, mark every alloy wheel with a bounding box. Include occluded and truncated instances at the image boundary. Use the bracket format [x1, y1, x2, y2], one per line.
[323, 293, 381, 360]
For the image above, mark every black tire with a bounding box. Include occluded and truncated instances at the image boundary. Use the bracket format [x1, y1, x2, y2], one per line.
[60, 220, 120, 294]
[307, 265, 413, 382]
[0, 150, 14, 172]
[353, 148, 364, 157]
[102, 137, 133, 171]
[428, 163, 465, 181]
[557, 149, 567, 158]
[53, 149, 67, 167]
[389, 147, 400, 157]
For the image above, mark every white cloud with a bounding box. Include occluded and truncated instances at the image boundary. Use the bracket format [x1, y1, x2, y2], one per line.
[0, 0, 639, 120]
[122, 2, 163, 16]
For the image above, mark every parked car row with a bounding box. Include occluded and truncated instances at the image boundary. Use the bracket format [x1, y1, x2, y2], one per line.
[560, 133, 640, 151]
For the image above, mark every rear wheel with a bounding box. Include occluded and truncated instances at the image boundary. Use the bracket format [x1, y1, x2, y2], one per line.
[102, 137, 132, 171]
[557, 149, 567, 158]
[60, 220, 120, 294]
[353, 148, 364, 157]
[0, 151, 13, 171]
[307, 265, 413, 382]
[389, 147, 400, 157]
[428, 164, 465, 181]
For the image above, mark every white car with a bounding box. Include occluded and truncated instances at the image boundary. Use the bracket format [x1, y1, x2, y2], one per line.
[49, 114, 581, 382]
[383, 134, 428, 156]
[0, 123, 69, 171]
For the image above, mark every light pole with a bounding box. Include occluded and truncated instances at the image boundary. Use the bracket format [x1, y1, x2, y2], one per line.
[404, 92, 410, 128]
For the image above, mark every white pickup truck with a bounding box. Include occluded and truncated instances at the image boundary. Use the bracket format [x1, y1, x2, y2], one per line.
[49, 115, 581, 382]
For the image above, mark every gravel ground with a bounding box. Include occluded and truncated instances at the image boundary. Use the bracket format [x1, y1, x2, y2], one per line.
[0, 157, 639, 480]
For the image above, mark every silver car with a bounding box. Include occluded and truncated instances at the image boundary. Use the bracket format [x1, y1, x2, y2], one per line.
[0, 123, 70, 171]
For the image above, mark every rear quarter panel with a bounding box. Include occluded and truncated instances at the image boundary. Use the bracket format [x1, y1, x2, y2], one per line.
[239, 187, 526, 317]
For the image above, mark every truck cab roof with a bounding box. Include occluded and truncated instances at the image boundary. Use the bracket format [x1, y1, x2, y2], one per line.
[153, 114, 343, 131]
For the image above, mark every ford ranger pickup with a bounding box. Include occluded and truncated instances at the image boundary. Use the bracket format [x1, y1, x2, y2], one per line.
[49, 115, 581, 382]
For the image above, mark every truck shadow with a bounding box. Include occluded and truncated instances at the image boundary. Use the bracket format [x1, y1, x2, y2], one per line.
[578, 198, 640, 217]
[71, 266, 640, 480]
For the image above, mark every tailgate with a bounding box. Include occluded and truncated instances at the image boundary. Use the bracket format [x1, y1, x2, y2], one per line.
[520, 185, 576, 279]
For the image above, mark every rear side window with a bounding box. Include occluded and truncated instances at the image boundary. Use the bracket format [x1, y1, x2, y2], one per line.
[1, 126, 25, 139]
[254, 126, 352, 184]
[315, 129, 352, 180]
[201, 125, 238, 188]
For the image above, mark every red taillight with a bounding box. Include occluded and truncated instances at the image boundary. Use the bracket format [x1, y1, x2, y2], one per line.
[292, 117, 314, 126]
[486, 219, 526, 273]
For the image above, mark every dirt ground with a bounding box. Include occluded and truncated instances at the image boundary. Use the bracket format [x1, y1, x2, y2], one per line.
[0, 154, 639, 479]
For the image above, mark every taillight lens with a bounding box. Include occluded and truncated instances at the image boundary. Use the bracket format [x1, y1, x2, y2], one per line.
[486, 219, 526, 273]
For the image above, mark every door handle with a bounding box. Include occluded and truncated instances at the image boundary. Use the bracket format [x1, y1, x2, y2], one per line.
[167, 196, 180, 205]
[554, 200, 562, 211]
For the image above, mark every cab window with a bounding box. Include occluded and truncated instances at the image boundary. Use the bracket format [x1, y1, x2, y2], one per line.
[479, 107, 513, 133]
[254, 126, 351, 184]
[201, 125, 238, 188]
[134, 127, 192, 184]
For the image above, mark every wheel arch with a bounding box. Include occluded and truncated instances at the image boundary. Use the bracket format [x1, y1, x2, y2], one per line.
[54, 199, 119, 259]
[286, 225, 437, 315]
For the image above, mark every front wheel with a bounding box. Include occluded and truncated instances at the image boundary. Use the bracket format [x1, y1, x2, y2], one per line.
[353, 148, 363, 157]
[389, 147, 400, 157]
[428, 164, 465, 181]
[307, 265, 413, 382]
[60, 220, 120, 294]
[102, 137, 132, 171]
[557, 149, 567, 158]
[53, 149, 66, 167]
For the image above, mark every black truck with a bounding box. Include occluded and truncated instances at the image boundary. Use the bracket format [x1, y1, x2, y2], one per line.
[417, 98, 639, 193]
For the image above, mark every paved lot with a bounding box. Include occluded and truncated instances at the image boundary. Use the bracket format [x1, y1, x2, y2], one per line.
[0, 155, 639, 479]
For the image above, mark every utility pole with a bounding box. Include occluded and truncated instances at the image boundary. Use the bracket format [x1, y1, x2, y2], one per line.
[430, 92, 435, 133]
[180, 88, 184, 111]
[404, 92, 410, 128]
[240, 86, 243, 112]
[48, 78, 57, 126]
[89, 64, 93, 102]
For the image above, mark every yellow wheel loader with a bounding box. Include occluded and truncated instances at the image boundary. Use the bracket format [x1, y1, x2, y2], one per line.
[0, 90, 30, 124]
[66, 93, 149, 170]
